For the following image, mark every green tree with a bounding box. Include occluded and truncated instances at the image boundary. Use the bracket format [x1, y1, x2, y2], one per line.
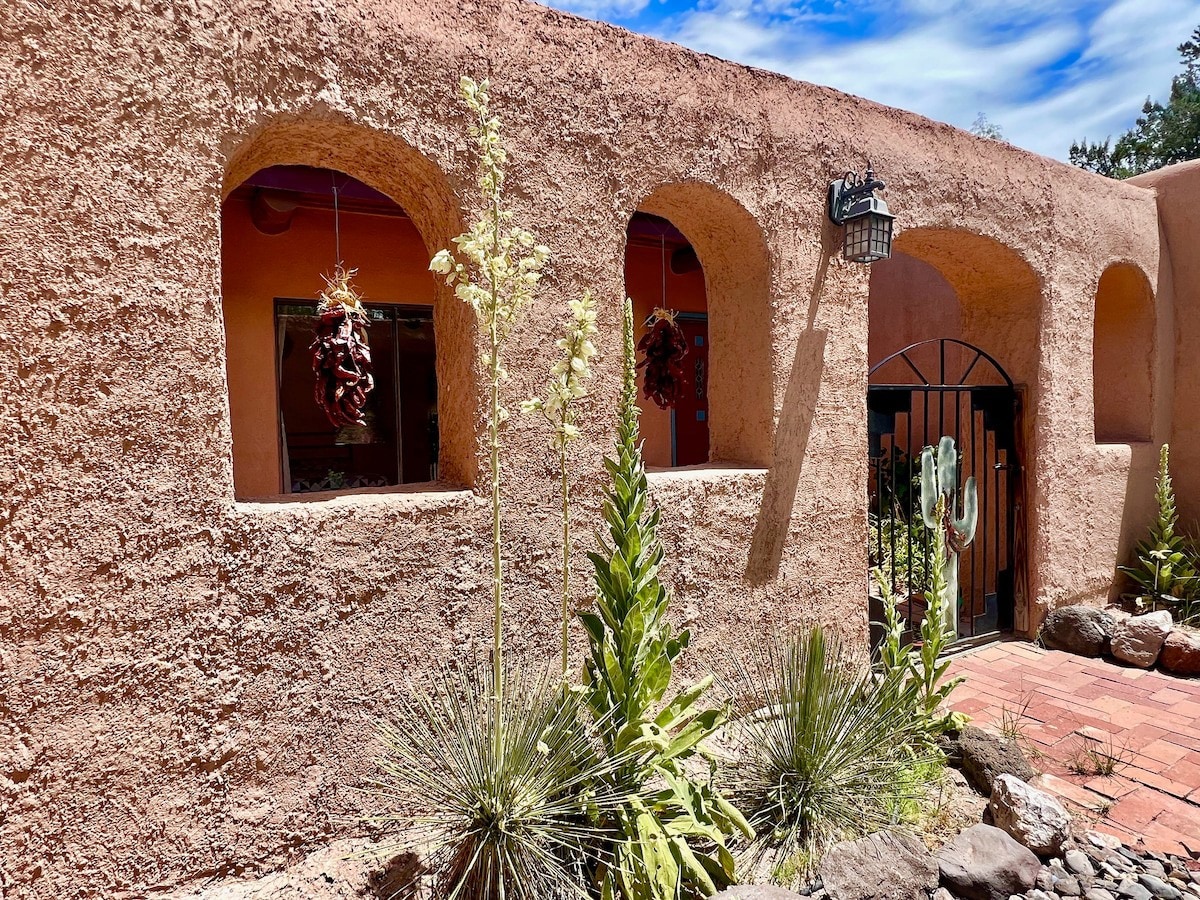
[1070, 26, 1200, 178]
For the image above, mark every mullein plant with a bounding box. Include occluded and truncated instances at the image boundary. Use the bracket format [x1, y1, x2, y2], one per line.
[582, 297, 751, 900]
[522, 292, 599, 673]
[1120, 444, 1200, 623]
[372, 77, 622, 900]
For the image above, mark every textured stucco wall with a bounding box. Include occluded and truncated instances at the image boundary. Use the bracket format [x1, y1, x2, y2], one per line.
[0, 0, 1167, 895]
[1131, 161, 1200, 528]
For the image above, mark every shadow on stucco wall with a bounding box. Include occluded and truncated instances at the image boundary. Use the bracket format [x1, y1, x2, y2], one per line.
[745, 245, 832, 583]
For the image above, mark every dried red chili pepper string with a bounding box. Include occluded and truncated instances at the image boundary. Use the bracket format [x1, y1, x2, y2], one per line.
[636, 307, 688, 409]
[311, 266, 374, 428]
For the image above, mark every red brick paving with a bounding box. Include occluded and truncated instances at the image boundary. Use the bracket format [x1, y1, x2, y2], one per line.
[947, 642, 1200, 859]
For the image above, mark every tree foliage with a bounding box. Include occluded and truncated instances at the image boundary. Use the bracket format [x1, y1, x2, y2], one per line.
[1070, 27, 1200, 178]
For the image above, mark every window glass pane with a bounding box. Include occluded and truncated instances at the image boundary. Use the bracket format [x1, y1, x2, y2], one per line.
[276, 301, 436, 492]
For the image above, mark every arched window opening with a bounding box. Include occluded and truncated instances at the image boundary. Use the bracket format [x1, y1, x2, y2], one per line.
[222, 164, 440, 498]
[623, 185, 773, 470]
[625, 212, 709, 467]
[1093, 263, 1154, 443]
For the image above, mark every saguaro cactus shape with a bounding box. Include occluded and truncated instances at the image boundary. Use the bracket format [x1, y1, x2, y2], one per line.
[920, 436, 978, 639]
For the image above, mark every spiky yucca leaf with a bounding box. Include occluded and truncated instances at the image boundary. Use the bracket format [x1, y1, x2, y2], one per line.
[369, 663, 624, 900]
[728, 627, 935, 869]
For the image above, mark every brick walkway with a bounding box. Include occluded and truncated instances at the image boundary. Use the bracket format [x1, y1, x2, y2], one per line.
[947, 641, 1200, 858]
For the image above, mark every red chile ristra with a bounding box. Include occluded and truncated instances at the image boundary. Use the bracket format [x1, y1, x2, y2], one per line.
[310, 266, 375, 428]
[636, 307, 689, 410]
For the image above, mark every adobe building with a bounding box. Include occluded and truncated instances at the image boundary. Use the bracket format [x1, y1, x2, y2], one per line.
[1, 0, 1197, 894]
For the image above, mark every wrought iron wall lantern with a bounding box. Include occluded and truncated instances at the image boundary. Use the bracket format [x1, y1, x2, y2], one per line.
[828, 163, 894, 263]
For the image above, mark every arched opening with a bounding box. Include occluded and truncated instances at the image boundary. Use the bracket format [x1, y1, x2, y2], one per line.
[220, 122, 473, 499]
[1093, 263, 1154, 443]
[624, 184, 773, 469]
[867, 229, 1042, 643]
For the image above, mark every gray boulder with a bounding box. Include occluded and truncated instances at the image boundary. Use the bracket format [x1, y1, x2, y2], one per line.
[989, 773, 1072, 856]
[959, 725, 1034, 796]
[1110, 611, 1173, 668]
[937, 823, 1042, 900]
[1041, 605, 1116, 657]
[819, 830, 938, 900]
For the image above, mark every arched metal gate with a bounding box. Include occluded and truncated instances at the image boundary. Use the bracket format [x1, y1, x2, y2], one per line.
[868, 339, 1020, 643]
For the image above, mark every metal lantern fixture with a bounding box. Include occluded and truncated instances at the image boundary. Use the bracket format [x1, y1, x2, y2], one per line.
[828, 163, 894, 263]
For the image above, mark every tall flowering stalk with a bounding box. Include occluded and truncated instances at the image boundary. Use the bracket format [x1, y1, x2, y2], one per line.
[522, 292, 599, 673]
[430, 76, 550, 707]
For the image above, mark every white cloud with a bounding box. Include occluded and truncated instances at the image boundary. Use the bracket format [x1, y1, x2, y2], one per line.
[544, 0, 1200, 160]
[548, 0, 652, 19]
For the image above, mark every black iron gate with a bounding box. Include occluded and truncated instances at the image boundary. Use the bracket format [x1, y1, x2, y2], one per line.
[868, 339, 1020, 642]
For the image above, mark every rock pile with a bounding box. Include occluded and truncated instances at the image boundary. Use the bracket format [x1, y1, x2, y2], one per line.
[1040, 606, 1200, 675]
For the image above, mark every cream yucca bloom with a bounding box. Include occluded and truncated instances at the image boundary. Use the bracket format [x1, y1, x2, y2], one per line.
[523, 292, 598, 450]
[427, 75, 551, 706]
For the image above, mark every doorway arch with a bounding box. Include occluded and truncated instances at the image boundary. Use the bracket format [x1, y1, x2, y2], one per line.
[868, 338, 1019, 642]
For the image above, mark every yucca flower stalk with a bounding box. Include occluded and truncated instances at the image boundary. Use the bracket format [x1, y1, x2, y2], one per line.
[523, 292, 599, 673]
[431, 76, 550, 707]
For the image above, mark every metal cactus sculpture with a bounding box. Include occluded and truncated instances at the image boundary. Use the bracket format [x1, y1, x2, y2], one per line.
[920, 436, 978, 640]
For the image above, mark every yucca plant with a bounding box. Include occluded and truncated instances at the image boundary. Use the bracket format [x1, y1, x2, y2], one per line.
[727, 627, 935, 873]
[370, 76, 611, 900]
[582, 297, 751, 900]
[1120, 444, 1200, 623]
[370, 664, 623, 899]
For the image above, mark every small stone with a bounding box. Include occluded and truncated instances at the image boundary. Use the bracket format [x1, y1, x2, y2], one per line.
[937, 824, 1042, 900]
[1144, 861, 1168, 879]
[1087, 833, 1125, 853]
[1068, 851, 1098, 877]
[932, 889, 956, 900]
[1060, 878, 1082, 896]
[1085, 891, 1117, 900]
[1030, 890, 1058, 900]
[1109, 611, 1173, 668]
[1138, 874, 1183, 900]
[1118, 879, 1154, 900]
[1041, 870, 1060, 891]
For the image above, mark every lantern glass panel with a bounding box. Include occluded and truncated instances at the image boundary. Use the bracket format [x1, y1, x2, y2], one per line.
[843, 212, 892, 263]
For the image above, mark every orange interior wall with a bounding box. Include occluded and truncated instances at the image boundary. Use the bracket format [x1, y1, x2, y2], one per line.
[624, 241, 708, 467]
[221, 196, 436, 499]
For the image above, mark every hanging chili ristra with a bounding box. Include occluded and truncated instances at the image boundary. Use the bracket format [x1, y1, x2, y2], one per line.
[636, 307, 689, 409]
[310, 265, 375, 427]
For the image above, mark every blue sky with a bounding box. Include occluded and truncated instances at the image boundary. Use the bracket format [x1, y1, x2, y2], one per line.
[539, 0, 1200, 161]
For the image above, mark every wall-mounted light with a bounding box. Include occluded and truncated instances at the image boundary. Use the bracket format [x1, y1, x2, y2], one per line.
[827, 163, 894, 263]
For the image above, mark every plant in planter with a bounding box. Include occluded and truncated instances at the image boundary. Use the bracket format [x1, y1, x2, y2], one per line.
[919, 436, 978, 640]
[1121, 444, 1200, 624]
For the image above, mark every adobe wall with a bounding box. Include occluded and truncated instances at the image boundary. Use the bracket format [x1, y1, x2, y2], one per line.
[1131, 161, 1200, 527]
[0, 0, 1163, 895]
